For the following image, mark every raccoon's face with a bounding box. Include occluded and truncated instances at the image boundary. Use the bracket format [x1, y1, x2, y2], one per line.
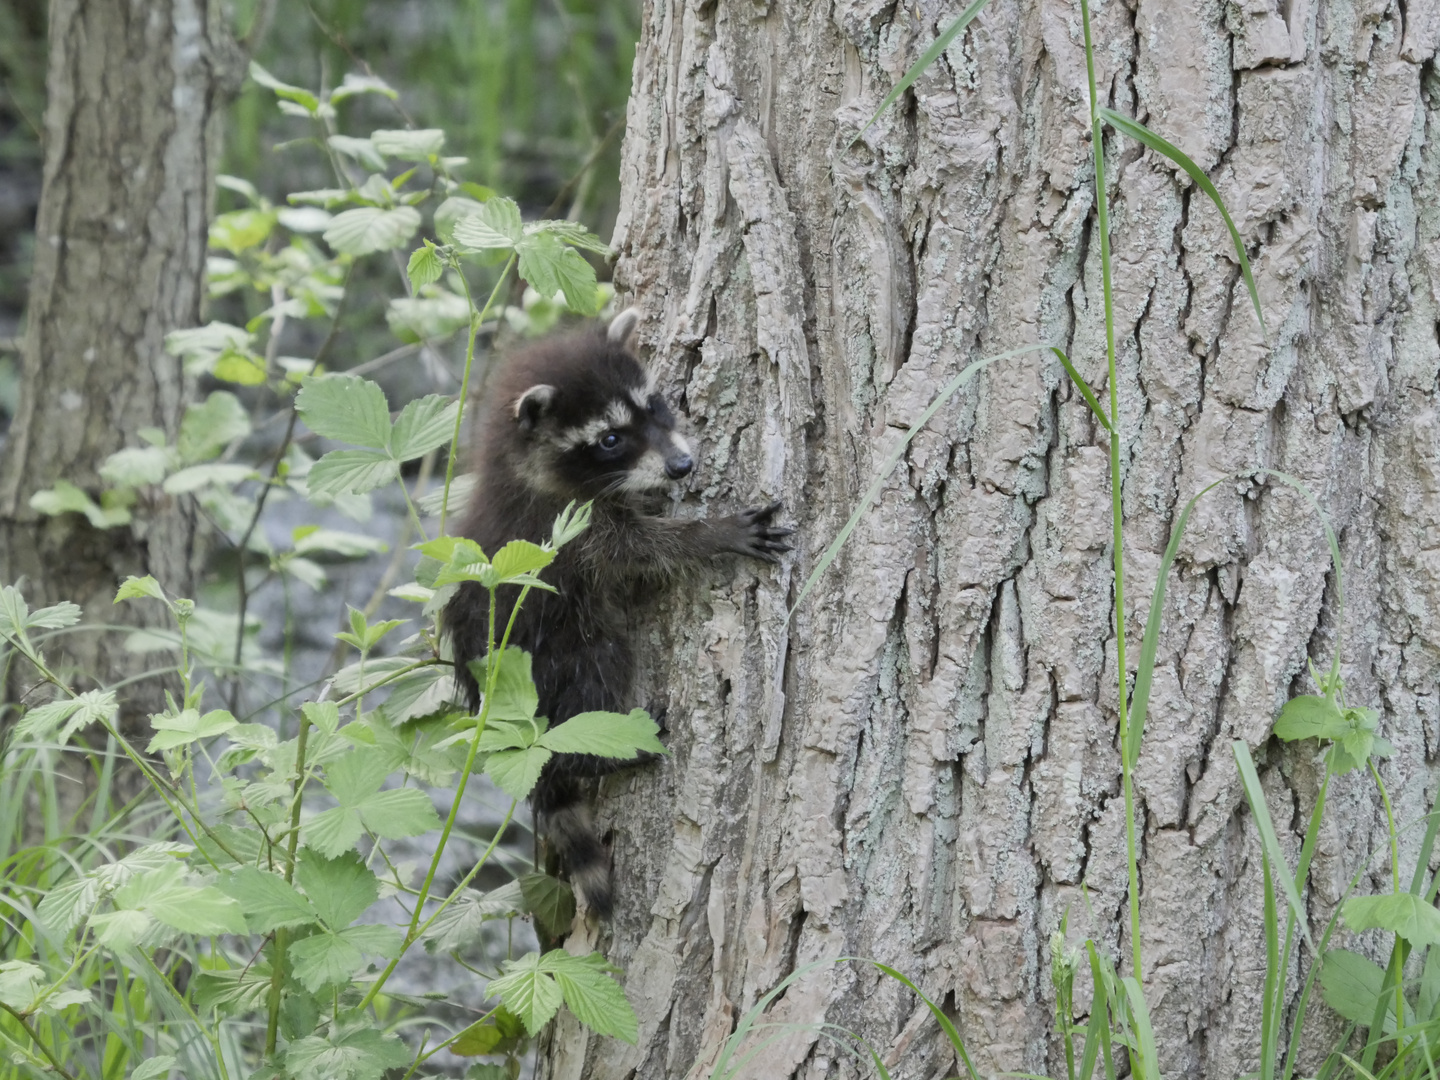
[510, 364, 693, 499]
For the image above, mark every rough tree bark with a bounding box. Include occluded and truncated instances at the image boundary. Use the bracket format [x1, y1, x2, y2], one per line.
[0, 1, 241, 710]
[542, 1, 1440, 1078]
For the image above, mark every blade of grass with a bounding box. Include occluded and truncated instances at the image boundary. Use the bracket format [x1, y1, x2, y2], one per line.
[1051, 347, 1111, 432]
[867, 961, 981, 1080]
[785, 343, 1053, 624]
[1233, 740, 1317, 953]
[1260, 847, 1281, 1080]
[709, 960, 839, 1080]
[857, 0, 995, 136]
[1098, 108, 1266, 339]
[1121, 978, 1158, 1080]
[1125, 476, 1228, 767]
[1077, 948, 1108, 1080]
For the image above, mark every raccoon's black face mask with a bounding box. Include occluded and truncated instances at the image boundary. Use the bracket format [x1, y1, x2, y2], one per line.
[511, 357, 693, 499]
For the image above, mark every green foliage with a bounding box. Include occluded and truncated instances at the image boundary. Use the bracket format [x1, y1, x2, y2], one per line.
[0, 53, 642, 1080]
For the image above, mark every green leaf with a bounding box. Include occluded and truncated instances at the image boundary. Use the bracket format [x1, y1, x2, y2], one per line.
[324, 206, 422, 255]
[101, 445, 171, 487]
[302, 701, 341, 736]
[248, 61, 319, 112]
[305, 753, 441, 857]
[17, 690, 117, 743]
[115, 576, 165, 603]
[219, 868, 317, 932]
[546, 951, 638, 1043]
[551, 500, 592, 547]
[485, 747, 552, 799]
[489, 539, 556, 582]
[519, 873, 575, 940]
[277, 206, 333, 234]
[406, 244, 444, 292]
[538, 709, 665, 759]
[330, 73, 398, 104]
[452, 196, 523, 251]
[147, 708, 237, 752]
[1343, 893, 1440, 946]
[179, 391, 251, 463]
[89, 909, 151, 949]
[29, 480, 130, 529]
[528, 218, 613, 256]
[370, 128, 445, 160]
[452, 1019, 511, 1056]
[292, 528, 388, 558]
[284, 1026, 410, 1080]
[475, 647, 540, 721]
[859, 0, 995, 135]
[296, 374, 393, 449]
[328, 135, 386, 172]
[517, 231, 602, 314]
[193, 964, 275, 1013]
[0, 961, 44, 1009]
[131, 1056, 176, 1080]
[112, 860, 247, 937]
[289, 932, 365, 992]
[422, 882, 526, 951]
[162, 462, 258, 495]
[486, 951, 565, 1035]
[338, 922, 401, 958]
[1274, 694, 1349, 742]
[1321, 949, 1395, 1027]
[1121, 977, 1159, 1080]
[209, 208, 276, 255]
[212, 346, 269, 386]
[390, 395, 460, 461]
[27, 601, 83, 630]
[307, 450, 399, 497]
[1098, 107, 1265, 338]
[295, 849, 380, 928]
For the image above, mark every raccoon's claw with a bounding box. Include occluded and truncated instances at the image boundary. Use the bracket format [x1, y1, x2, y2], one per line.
[732, 501, 797, 562]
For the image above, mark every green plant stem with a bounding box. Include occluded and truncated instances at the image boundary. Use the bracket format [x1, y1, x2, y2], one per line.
[1078, 0, 1141, 983]
[1369, 758, 1407, 1045]
[413, 799, 517, 939]
[358, 582, 531, 1010]
[265, 705, 315, 1055]
[0, 1002, 76, 1080]
[440, 252, 516, 538]
[138, 951, 230, 1080]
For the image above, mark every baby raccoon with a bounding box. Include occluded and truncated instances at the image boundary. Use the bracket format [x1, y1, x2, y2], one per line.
[446, 309, 793, 918]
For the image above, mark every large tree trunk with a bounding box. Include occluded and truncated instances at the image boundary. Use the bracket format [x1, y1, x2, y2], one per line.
[545, 1, 1440, 1078]
[0, 1, 240, 711]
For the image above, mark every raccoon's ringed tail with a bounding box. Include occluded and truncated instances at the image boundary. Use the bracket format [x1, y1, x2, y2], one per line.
[538, 784, 614, 919]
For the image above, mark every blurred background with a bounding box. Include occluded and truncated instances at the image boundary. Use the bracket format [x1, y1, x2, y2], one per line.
[0, 0, 640, 429]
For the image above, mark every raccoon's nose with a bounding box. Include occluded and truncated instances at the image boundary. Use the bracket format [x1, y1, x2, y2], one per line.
[665, 454, 693, 480]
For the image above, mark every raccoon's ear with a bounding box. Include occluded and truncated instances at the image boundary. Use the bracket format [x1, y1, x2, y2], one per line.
[513, 384, 557, 431]
[607, 306, 642, 348]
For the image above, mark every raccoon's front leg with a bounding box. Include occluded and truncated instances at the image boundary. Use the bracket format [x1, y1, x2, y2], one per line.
[594, 501, 794, 575]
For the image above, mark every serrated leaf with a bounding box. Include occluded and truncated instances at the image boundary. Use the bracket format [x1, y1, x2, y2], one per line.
[219, 868, 317, 932]
[284, 1027, 410, 1080]
[290, 932, 364, 992]
[486, 952, 565, 1035]
[277, 206, 333, 233]
[489, 539, 555, 582]
[1344, 893, 1440, 946]
[0, 961, 44, 1009]
[248, 61, 318, 111]
[147, 708, 237, 752]
[517, 231, 602, 314]
[519, 873, 575, 939]
[179, 391, 251, 463]
[209, 208, 276, 255]
[473, 647, 539, 722]
[452, 197, 522, 252]
[339, 922, 402, 957]
[162, 462, 258, 495]
[538, 709, 664, 758]
[101, 445, 171, 487]
[308, 450, 399, 497]
[434, 196, 487, 245]
[212, 347, 269, 386]
[1274, 695, 1349, 742]
[485, 747, 551, 799]
[115, 575, 164, 603]
[330, 73, 398, 104]
[424, 881, 526, 951]
[324, 206, 422, 255]
[302, 701, 341, 736]
[90, 909, 151, 949]
[528, 218, 613, 256]
[371, 128, 445, 160]
[292, 528, 389, 558]
[544, 950, 638, 1043]
[17, 690, 117, 743]
[390, 395, 459, 461]
[27, 601, 82, 630]
[112, 861, 247, 936]
[406, 244, 444, 291]
[306, 756, 440, 857]
[296, 374, 393, 449]
[328, 135, 386, 172]
[295, 849, 380, 929]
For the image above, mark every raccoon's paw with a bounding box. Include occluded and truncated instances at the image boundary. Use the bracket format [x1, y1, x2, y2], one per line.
[725, 500, 795, 563]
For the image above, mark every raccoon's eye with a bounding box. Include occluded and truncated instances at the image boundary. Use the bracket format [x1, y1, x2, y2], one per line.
[599, 431, 621, 450]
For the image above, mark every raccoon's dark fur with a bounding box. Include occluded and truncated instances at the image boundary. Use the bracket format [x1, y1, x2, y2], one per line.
[446, 311, 792, 919]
